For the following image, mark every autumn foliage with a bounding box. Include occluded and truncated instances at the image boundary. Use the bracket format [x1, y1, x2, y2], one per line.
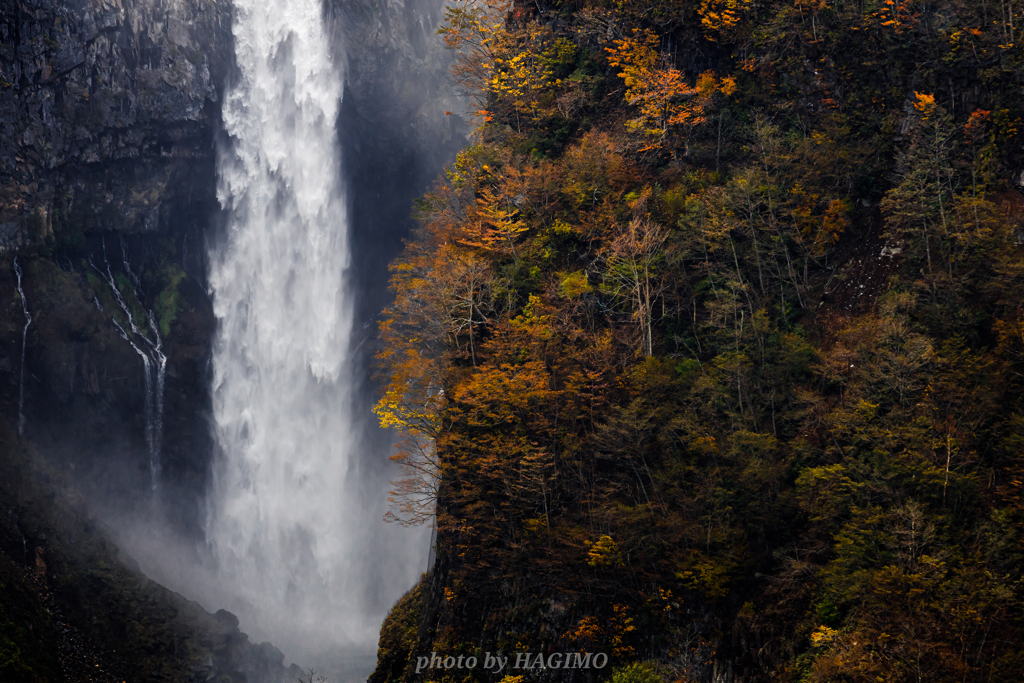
[370, 0, 1024, 679]
[606, 30, 736, 155]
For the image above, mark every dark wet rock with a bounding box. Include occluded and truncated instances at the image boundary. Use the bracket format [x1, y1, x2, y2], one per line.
[330, 0, 468, 328]
[0, 420, 300, 682]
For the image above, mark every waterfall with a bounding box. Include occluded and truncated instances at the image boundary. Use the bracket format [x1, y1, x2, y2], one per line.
[92, 244, 166, 492]
[13, 257, 31, 437]
[205, 0, 371, 664]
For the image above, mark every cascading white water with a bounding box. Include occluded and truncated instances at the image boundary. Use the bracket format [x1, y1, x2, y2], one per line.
[13, 257, 32, 437]
[205, 0, 421, 668]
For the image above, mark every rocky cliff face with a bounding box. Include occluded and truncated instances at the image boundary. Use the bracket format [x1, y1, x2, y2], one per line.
[331, 0, 467, 326]
[0, 0, 233, 536]
[0, 0, 232, 244]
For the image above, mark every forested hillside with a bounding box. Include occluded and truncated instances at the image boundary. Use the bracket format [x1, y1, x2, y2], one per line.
[370, 0, 1024, 680]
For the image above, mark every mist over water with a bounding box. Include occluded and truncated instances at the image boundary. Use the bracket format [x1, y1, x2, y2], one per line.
[197, 0, 428, 670]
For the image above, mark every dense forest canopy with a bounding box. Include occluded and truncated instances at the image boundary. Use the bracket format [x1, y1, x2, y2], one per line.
[370, 0, 1024, 680]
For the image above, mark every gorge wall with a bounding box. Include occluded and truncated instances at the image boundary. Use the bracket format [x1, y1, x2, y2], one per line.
[0, 0, 233, 533]
[0, 0, 465, 676]
[0, 0, 463, 529]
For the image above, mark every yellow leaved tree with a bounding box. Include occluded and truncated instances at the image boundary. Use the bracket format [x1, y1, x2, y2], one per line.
[698, 0, 752, 41]
[439, 0, 568, 126]
[374, 238, 498, 525]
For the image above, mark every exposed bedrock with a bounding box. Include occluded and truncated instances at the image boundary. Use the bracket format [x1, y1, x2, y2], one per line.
[0, 0, 232, 241]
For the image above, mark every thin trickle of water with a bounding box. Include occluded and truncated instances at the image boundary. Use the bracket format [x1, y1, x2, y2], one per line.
[123, 250, 168, 489]
[147, 310, 166, 488]
[93, 246, 166, 492]
[123, 326, 156, 483]
[13, 257, 32, 436]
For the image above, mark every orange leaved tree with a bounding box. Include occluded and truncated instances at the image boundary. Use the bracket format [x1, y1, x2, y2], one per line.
[606, 29, 736, 158]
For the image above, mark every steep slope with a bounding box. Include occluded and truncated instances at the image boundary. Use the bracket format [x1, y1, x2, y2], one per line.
[0, 418, 303, 682]
[370, 0, 1024, 681]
